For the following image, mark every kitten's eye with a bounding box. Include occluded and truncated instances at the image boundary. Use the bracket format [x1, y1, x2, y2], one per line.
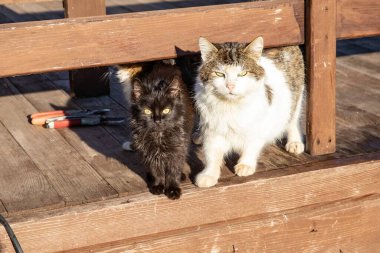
[144, 109, 152, 115]
[215, 72, 225, 78]
[238, 71, 248, 77]
[162, 108, 171, 114]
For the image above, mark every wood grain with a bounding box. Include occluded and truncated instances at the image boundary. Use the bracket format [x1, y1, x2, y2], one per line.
[337, 0, 380, 39]
[0, 200, 7, 216]
[0, 119, 64, 215]
[63, 195, 380, 253]
[0, 78, 118, 205]
[305, 0, 336, 155]
[0, 154, 378, 252]
[63, 0, 110, 97]
[10, 74, 147, 196]
[0, 0, 304, 77]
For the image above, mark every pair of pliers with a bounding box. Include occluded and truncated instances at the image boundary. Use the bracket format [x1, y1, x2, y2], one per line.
[30, 109, 125, 129]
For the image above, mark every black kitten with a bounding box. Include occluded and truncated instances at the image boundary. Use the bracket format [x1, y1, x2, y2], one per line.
[123, 62, 194, 200]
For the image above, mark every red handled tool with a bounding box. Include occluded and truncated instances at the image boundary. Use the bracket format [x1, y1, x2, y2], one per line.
[29, 109, 125, 128]
[30, 109, 111, 125]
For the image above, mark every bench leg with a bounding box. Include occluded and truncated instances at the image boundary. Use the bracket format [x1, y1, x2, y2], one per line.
[63, 0, 109, 97]
[305, 0, 337, 155]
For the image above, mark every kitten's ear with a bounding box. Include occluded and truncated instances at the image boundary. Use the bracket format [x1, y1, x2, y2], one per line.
[199, 37, 217, 62]
[132, 78, 143, 101]
[167, 77, 181, 97]
[244, 36, 264, 59]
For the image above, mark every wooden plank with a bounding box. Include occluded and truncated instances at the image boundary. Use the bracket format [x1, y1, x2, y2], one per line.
[0, 200, 7, 216]
[9, 74, 147, 196]
[0, 0, 60, 3]
[305, 0, 336, 155]
[0, 120, 64, 215]
[0, 0, 304, 77]
[0, 154, 378, 252]
[63, 0, 109, 97]
[61, 194, 380, 252]
[0, 1, 62, 24]
[64, 0, 105, 17]
[337, 0, 380, 39]
[0, 78, 118, 205]
[336, 67, 380, 116]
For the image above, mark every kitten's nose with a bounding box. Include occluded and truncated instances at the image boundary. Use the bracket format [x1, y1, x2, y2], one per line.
[154, 117, 161, 124]
[226, 83, 235, 92]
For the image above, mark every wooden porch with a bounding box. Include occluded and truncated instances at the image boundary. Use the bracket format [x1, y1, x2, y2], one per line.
[0, 0, 379, 252]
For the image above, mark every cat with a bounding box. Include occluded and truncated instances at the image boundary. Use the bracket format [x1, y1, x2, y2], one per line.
[194, 36, 305, 187]
[118, 61, 194, 199]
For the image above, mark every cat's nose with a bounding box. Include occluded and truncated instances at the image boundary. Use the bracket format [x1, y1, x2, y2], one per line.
[154, 118, 161, 124]
[226, 83, 235, 92]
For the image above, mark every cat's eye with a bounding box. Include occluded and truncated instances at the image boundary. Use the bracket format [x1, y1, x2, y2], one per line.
[215, 71, 225, 78]
[144, 108, 152, 115]
[162, 108, 171, 114]
[238, 71, 248, 77]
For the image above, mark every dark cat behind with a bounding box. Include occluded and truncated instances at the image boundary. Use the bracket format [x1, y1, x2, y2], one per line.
[124, 62, 194, 199]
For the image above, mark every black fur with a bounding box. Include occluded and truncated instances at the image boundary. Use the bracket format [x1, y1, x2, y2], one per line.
[130, 62, 193, 200]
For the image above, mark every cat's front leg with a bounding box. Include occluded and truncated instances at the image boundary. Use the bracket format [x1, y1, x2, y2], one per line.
[285, 97, 305, 155]
[235, 139, 266, 177]
[148, 166, 165, 195]
[195, 135, 229, 188]
[164, 167, 182, 200]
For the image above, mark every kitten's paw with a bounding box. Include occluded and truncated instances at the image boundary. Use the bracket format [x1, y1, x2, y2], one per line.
[195, 173, 218, 188]
[150, 184, 164, 195]
[192, 132, 202, 145]
[285, 141, 304, 155]
[234, 164, 256, 177]
[122, 141, 135, 152]
[165, 186, 182, 200]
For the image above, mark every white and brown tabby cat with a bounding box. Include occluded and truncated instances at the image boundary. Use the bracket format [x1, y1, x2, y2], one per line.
[194, 36, 305, 187]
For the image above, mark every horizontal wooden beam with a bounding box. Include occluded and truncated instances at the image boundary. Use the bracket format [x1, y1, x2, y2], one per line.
[1, 153, 379, 252]
[0, 0, 304, 77]
[64, 195, 380, 252]
[337, 0, 380, 39]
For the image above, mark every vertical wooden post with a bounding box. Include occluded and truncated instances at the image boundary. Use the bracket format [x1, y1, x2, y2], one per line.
[305, 0, 337, 155]
[63, 0, 109, 97]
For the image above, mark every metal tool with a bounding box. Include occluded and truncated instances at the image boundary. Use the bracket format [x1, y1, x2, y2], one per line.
[29, 109, 125, 128]
[30, 108, 111, 125]
[44, 116, 125, 128]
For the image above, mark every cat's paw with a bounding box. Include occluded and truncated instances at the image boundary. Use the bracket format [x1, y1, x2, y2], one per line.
[150, 184, 164, 195]
[165, 186, 182, 200]
[234, 164, 256, 177]
[192, 132, 202, 145]
[195, 173, 218, 188]
[285, 141, 304, 154]
[122, 141, 135, 152]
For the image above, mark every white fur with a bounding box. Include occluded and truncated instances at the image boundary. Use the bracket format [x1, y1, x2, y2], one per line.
[122, 141, 133, 151]
[195, 56, 303, 188]
[116, 66, 133, 107]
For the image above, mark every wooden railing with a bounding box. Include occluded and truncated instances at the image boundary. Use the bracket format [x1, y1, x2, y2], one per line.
[0, 0, 379, 155]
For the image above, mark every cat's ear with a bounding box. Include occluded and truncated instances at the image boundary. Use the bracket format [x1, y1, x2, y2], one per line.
[132, 78, 143, 101]
[244, 36, 264, 59]
[167, 77, 181, 97]
[199, 37, 217, 62]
